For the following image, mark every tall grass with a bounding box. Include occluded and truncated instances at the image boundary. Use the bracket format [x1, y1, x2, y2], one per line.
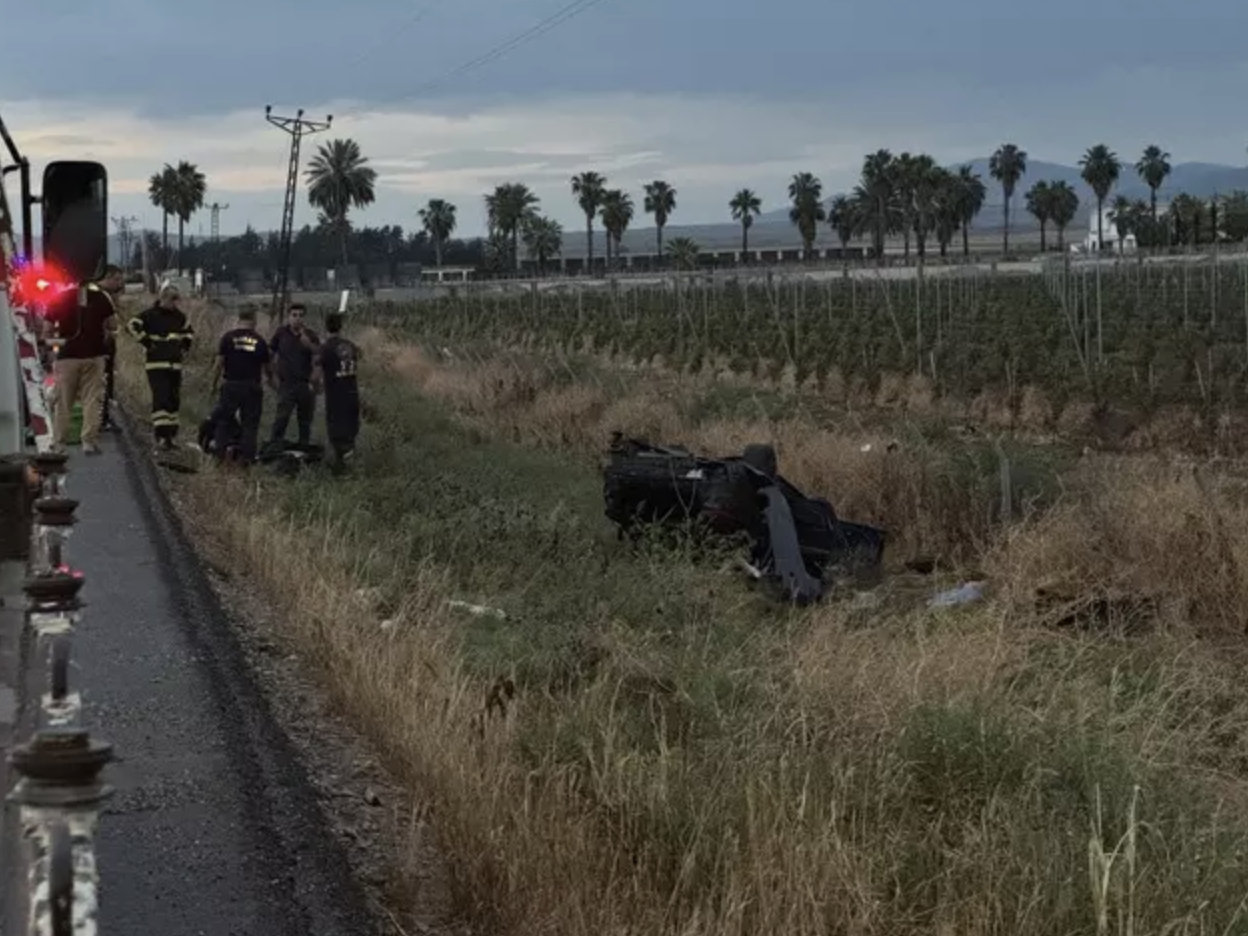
[113, 297, 1248, 935]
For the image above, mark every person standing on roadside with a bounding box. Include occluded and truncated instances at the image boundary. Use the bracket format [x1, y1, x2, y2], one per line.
[48, 263, 124, 455]
[268, 302, 320, 448]
[208, 308, 274, 466]
[315, 312, 362, 472]
[127, 283, 194, 451]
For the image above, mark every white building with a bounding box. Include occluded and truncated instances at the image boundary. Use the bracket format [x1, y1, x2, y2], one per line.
[1080, 205, 1137, 254]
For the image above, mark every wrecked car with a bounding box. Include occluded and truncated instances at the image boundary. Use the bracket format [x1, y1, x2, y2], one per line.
[601, 433, 886, 604]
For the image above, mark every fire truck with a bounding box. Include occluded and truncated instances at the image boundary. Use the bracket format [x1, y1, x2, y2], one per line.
[1, 109, 109, 457]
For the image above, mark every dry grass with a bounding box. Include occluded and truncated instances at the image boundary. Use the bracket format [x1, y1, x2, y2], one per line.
[112, 299, 1248, 936]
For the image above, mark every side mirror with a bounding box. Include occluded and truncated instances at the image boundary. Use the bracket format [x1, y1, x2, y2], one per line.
[41, 161, 108, 283]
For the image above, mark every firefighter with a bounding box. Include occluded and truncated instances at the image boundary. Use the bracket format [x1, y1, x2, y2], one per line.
[208, 307, 274, 465]
[268, 302, 320, 448]
[315, 312, 361, 472]
[126, 283, 194, 450]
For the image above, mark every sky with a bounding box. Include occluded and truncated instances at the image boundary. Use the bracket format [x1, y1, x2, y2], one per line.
[3, 0, 1247, 241]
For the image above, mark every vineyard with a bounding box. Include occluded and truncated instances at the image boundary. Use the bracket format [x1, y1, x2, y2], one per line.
[365, 258, 1248, 415]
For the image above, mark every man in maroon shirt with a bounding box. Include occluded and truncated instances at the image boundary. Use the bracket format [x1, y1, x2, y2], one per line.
[48, 264, 123, 454]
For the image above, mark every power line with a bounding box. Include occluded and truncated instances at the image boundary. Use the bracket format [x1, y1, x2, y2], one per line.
[399, 0, 611, 98]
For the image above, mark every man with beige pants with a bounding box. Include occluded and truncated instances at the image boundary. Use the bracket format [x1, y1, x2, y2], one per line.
[49, 265, 124, 455]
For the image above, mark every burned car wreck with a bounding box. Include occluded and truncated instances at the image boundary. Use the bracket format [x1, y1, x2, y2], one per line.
[602, 434, 886, 604]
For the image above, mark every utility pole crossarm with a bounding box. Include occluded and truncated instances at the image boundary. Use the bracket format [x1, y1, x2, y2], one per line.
[264, 105, 332, 323]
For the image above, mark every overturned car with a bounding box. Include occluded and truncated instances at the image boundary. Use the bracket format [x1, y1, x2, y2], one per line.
[602, 433, 886, 604]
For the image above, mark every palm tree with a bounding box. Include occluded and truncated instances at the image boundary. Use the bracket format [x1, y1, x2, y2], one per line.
[729, 188, 762, 255]
[1079, 144, 1122, 252]
[787, 172, 825, 259]
[828, 195, 856, 253]
[1169, 193, 1206, 246]
[989, 143, 1027, 255]
[147, 164, 178, 265]
[1048, 181, 1080, 252]
[643, 180, 676, 257]
[665, 236, 700, 271]
[485, 183, 539, 271]
[305, 138, 378, 266]
[852, 150, 899, 262]
[953, 164, 987, 257]
[418, 198, 457, 268]
[1024, 180, 1053, 252]
[599, 189, 634, 266]
[931, 170, 962, 257]
[907, 154, 941, 259]
[522, 215, 563, 274]
[1135, 145, 1171, 223]
[172, 161, 206, 271]
[570, 171, 606, 270]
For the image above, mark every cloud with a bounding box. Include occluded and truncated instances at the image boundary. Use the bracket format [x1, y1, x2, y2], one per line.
[5, 61, 1247, 244]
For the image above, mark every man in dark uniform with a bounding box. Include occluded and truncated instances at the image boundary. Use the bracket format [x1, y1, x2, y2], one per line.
[268, 302, 320, 448]
[315, 312, 361, 473]
[126, 283, 194, 450]
[209, 308, 274, 465]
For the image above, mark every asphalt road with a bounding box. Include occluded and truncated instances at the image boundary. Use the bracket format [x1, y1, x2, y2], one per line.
[67, 422, 374, 934]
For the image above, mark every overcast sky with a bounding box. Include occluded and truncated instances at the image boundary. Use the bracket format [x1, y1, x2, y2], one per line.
[4, 0, 1246, 239]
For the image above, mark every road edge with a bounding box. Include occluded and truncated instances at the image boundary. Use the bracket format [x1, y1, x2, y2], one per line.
[108, 406, 381, 935]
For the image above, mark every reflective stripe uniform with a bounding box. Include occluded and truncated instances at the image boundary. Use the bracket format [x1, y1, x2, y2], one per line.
[127, 304, 194, 441]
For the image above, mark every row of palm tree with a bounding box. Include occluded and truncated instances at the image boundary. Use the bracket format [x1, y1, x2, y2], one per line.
[151, 135, 1200, 273]
[147, 138, 380, 270]
[146, 161, 208, 263]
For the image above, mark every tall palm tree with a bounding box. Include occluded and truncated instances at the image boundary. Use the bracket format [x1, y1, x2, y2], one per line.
[485, 183, 539, 271]
[305, 137, 378, 266]
[570, 171, 606, 270]
[931, 170, 962, 257]
[853, 149, 899, 262]
[147, 164, 178, 264]
[907, 154, 941, 259]
[827, 195, 856, 253]
[1135, 145, 1171, 223]
[787, 172, 825, 259]
[1079, 144, 1122, 252]
[954, 164, 987, 257]
[418, 198, 457, 268]
[521, 214, 563, 274]
[1024, 180, 1053, 252]
[642, 180, 676, 257]
[665, 236, 700, 271]
[892, 152, 921, 258]
[729, 188, 762, 255]
[599, 189, 634, 266]
[172, 161, 206, 270]
[989, 143, 1028, 255]
[1048, 181, 1080, 252]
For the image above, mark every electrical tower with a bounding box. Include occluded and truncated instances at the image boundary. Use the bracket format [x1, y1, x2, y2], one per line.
[111, 214, 139, 272]
[209, 202, 229, 242]
[264, 105, 331, 323]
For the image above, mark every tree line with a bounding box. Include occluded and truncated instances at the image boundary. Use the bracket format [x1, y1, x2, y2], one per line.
[143, 138, 1248, 280]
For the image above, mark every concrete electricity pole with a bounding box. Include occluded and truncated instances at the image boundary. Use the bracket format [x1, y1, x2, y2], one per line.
[110, 215, 139, 272]
[264, 105, 331, 323]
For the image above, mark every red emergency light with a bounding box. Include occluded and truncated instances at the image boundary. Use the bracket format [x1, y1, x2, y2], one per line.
[11, 260, 76, 309]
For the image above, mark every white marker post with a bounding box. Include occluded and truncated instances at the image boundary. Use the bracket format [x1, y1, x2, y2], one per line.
[338, 289, 350, 314]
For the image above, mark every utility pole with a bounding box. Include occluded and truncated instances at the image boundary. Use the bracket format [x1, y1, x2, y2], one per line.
[209, 202, 229, 243]
[264, 105, 331, 324]
[110, 214, 139, 272]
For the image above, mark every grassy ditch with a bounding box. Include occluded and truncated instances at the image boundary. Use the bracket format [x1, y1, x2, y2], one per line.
[112, 298, 1248, 936]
